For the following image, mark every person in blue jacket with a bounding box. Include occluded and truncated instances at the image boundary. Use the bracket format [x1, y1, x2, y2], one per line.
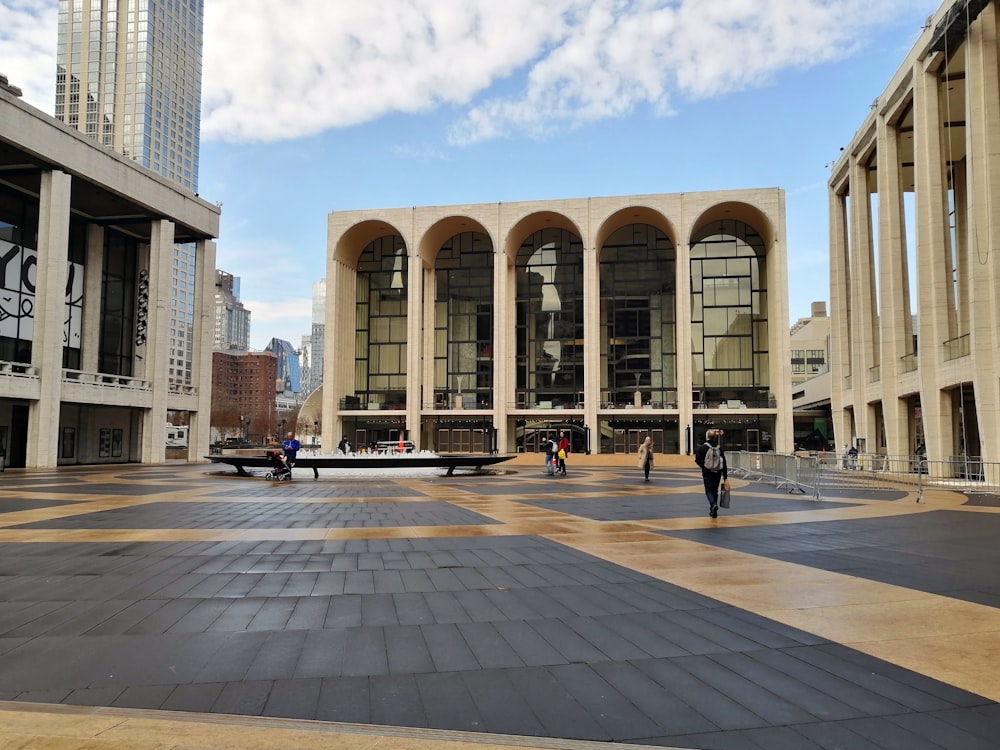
[282, 431, 301, 473]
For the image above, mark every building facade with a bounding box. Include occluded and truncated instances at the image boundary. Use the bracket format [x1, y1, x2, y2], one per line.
[829, 0, 1000, 462]
[210, 351, 277, 445]
[213, 270, 250, 351]
[0, 88, 219, 467]
[323, 190, 792, 456]
[55, 0, 206, 405]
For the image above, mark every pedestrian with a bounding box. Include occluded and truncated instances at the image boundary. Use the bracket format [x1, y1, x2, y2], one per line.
[848, 444, 858, 469]
[542, 433, 557, 475]
[338, 435, 351, 455]
[694, 428, 727, 518]
[557, 430, 570, 475]
[282, 431, 301, 473]
[637, 435, 654, 481]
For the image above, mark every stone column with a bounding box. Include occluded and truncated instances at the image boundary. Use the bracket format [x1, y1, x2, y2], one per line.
[81, 224, 104, 373]
[26, 170, 71, 468]
[140, 220, 175, 464]
[875, 109, 914, 457]
[913, 55, 956, 463]
[190, 239, 216, 460]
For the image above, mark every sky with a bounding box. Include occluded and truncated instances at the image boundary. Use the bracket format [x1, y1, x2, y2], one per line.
[1, 0, 941, 351]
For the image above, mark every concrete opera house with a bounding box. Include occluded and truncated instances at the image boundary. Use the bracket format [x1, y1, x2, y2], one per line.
[829, 0, 1000, 464]
[0, 87, 219, 469]
[320, 190, 793, 456]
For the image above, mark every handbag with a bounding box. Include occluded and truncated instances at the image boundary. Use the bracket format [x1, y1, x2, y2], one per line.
[718, 477, 731, 508]
[557, 449, 566, 459]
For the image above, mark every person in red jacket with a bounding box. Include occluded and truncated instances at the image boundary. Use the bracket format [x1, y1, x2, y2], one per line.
[556, 431, 570, 475]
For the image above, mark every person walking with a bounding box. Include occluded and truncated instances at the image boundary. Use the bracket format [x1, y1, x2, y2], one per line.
[556, 430, 570, 475]
[694, 428, 727, 517]
[282, 431, 301, 474]
[637, 435, 654, 481]
[542, 433, 557, 475]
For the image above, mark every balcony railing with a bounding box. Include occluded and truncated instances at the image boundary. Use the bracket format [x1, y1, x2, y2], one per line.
[0, 360, 39, 378]
[868, 364, 881, 383]
[900, 352, 918, 373]
[63, 370, 150, 390]
[943, 333, 970, 361]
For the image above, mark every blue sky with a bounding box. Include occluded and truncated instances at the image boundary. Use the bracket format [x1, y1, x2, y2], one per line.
[1, 0, 939, 350]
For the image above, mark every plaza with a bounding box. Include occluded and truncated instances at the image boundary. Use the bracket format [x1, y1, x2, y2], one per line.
[0, 456, 998, 749]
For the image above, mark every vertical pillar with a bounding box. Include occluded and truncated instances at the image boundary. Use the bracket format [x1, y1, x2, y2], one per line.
[81, 224, 104, 373]
[876, 111, 914, 456]
[405, 221, 422, 449]
[847, 154, 878, 451]
[767, 193, 793, 453]
[495, 206, 512, 453]
[675, 201, 693, 452]
[913, 54, 956, 462]
[582, 203, 600, 452]
[828, 179, 853, 451]
[140, 219, 174, 464]
[189, 239, 216, 460]
[966, 4, 1000, 463]
[26, 170, 72, 468]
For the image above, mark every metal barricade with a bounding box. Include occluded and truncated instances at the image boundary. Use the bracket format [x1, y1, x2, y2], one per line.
[731, 451, 1000, 504]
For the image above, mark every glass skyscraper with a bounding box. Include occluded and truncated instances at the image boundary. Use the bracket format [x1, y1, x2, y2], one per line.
[54, 0, 203, 191]
[54, 0, 205, 389]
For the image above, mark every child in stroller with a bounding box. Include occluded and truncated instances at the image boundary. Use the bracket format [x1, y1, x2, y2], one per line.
[264, 449, 292, 481]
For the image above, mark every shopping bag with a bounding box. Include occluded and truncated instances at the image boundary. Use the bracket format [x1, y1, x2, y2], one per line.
[718, 478, 731, 508]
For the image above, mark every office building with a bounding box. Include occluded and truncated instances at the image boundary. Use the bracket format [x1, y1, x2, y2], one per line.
[213, 270, 250, 351]
[323, 190, 792, 455]
[54, 0, 206, 401]
[829, 0, 999, 462]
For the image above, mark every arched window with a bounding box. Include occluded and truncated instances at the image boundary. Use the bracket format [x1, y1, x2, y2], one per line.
[690, 220, 769, 406]
[356, 235, 407, 407]
[434, 231, 494, 407]
[515, 227, 584, 406]
[599, 223, 676, 407]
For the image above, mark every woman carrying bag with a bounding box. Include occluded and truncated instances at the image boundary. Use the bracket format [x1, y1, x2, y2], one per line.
[637, 436, 654, 481]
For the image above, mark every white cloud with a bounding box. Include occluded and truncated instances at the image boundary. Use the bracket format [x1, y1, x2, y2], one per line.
[2, 0, 936, 143]
[0, 0, 58, 111]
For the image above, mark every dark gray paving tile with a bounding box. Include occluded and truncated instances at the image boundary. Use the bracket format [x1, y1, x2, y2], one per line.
[384, 625, 435, 674]
[111, 684, 175, 710]
[505, 667, 611, 741]
[262, 678, 321, 720]
[210, 680, 273, 716]
[461, 669, 548, 738]
[315, 676, 370, 724]
[293, 629, 347, 679]
[414, 672, 485, 732]
[421, 623, 481, 672]
[456, 622, 525, 670]
[342, 628, 388, 677]
[370, 674, 426, 728]
[160, 682, 226, 712]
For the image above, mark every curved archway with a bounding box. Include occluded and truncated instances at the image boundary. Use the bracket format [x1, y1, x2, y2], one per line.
[689, 215, 771, 425]
[510, 217, 584, 409]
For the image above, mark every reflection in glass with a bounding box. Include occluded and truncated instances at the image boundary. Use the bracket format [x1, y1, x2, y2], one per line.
[356, 235, 408, 408]
[690, 220, 769, 408]
[599, 224, 676, 407]
[434, 232, 494, 408]
[515, 228, 584, 407]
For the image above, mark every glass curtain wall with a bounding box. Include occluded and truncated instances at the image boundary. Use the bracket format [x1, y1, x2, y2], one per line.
[599, 223, 676, 407]
[515, 228, 584, 408]
[99, 230, 138, 376]
[356, 235, 408, 409]
[690, 220, 769, 407]
[434, 232, 494, 409]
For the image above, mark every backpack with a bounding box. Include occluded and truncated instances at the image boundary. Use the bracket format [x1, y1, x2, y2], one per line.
[543, 440, 554, 455]
[703, 442, 723, 471]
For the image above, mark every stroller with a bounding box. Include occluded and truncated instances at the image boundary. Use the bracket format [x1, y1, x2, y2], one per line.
[264, 450, 292, 481]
